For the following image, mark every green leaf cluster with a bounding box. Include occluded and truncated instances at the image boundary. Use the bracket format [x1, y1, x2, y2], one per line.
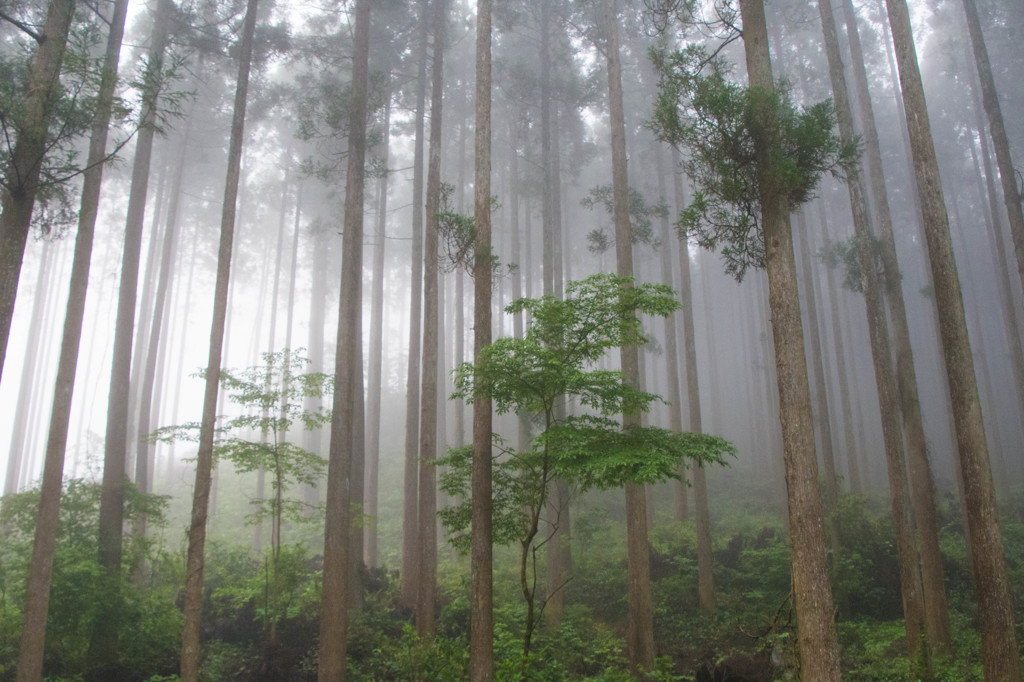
[649, 44, 860, 281]
[443, 274, 734, 549]
[581, 184, 667, 254]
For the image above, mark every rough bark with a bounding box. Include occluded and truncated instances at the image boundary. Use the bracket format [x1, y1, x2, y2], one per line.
[13, 0, 128, 675]
[738, 2, 841, 679]
[92, 0, 173, 667]
[317, 0, 369, 677]
[179, 0, 259, 674]
[883, 1, 1021, 678]
[470, 1, 494, 678]
[838, 0, 953, 654]
[603, 0, 654, 670]
[416, 0, 445, 637]
[401, 0, 430, 609]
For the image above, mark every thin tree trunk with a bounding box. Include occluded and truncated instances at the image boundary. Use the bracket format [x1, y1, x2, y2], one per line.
[92, 1, 173, 667]
[365, 96, 390, 570]
[470, 0, 494, 677]
[417, 0, 446, 636]
[604, 0, 654, 670]
[670, 147, 690, 522]
[179, 0, 259, 674]
[966, 59, 1024, 428]
[317, 0, 369, 677]
[962, 0, 1024, 295]
[793, 209, 840, 560]
[738, 2, 841, 679]
[817, 200, 861, 494]
[14, 0, 128, 674]
[5, 241, 53, 495]
[884, 1, 1021, 678]
[135, 115, 191, 530]
[839, 0, 953, 653]
[401, 0, 429, 608]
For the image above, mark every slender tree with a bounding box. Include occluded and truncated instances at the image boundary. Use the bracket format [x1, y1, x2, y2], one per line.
[884, 1, 1021, 677]
[470, 0, 494, 677]
[13, 0, 129, 676]
[604, 0, 654, 670]
[837, 0, 952, 653]
[961, 0, 1024, 294]
[417, 0, 446, 637]
[738, 1, 841, 677]
[318, 0, 370, 677]
[401, 0, 430, 609]
[91, 0, 174, 667]
[179, 0, 260, 674]
[365, 95, 391, 569]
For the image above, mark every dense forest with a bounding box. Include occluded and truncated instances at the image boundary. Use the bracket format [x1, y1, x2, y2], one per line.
[0, 0, 1022, 679]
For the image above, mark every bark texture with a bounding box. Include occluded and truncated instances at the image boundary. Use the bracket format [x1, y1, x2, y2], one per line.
[317, 0, 370, 677]
[179, 0, 259, 675]
[604, 0, 654, 670]
[884, 2, 1021, 678]
[738, 2, 841, 679]
[417, 0, 445, 637]
[470, 1, 494, 678]
[14, 0, 128, 676]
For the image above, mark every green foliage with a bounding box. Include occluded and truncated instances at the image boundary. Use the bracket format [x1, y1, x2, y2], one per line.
[442, 273, 733, 676]
[436, 182, 510, 278]
[649, 44, 860, 281]
[580, 184, 667, 254]
[151, 349, 330, 530]
[0, 479, 179, 679]
[443, 275, 733, 547]
[819, 234, 886, 294]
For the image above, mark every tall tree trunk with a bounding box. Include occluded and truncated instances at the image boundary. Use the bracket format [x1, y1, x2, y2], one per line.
[4, 241, 53, 494]
[92, 1, 173, 668]
[966, 56, 1024, 428]
[401, 0, 430, 608]
[839, 0, 953, 654]
[318, 0, 369, 677]
[670, 147, 690, 522]
[179, 0, 259, 674]
[417, 0, 446, 636]
[366, 96, 390, 570]
[819, 0, 941, 665]
[884, 1, 1021, 678]
[14, 0, 128, 674]
[817, 201, 861, 494]
[470, 0, 494, 677]
[738, 2, 841, 678]
[135, 115, 191, 533]
[793, 211, 839, 544]
[0, 0, 75, 385]
[962, 0, 1024, 295]
[604, 0, 654, 670]
[303, 223, 329, 508]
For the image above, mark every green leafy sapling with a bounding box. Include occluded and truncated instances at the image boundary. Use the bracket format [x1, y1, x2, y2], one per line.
[649, 44, 859, 281]
[438, 274, 734, 679]
[151, 350, 330, 647]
